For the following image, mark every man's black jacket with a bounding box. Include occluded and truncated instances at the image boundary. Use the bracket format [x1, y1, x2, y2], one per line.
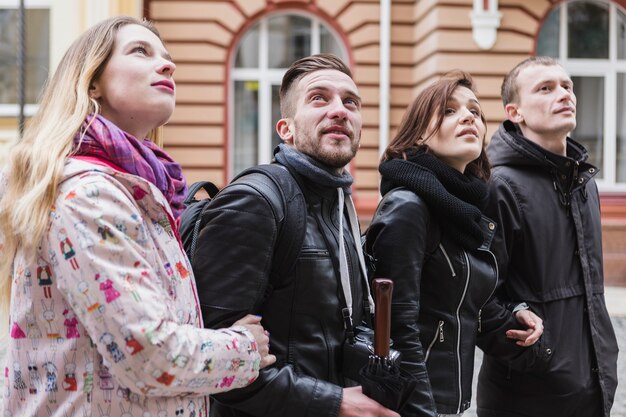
[191, 163, 367, 417]
[477, 121, 619, 417]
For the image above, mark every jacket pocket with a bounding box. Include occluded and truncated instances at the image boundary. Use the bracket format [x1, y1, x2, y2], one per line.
[509, 318, 554, 374]
[299, 248, 330, 258]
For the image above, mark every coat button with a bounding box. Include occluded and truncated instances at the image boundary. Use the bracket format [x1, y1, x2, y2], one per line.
[488, 222, 495, 230]
[545, 348, 552, 355]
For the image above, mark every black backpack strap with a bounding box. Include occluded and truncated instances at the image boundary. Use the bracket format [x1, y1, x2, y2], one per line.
[180, 181, 221, 262]
[233, 163, 307, 281]
[183, 181, 219, 205]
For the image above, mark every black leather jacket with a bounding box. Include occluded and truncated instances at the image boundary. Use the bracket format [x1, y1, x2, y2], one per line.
[191, 164, 368, 417]
[477, 121, 619, 417]
[367, 188, 538, 415]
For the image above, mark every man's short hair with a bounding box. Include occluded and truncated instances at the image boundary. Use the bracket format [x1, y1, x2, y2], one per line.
[279, 53, 353, 118]
[501, 56, 560, 106]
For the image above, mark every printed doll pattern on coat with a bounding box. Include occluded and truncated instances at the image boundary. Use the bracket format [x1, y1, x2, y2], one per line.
[2, 159, 261, 417]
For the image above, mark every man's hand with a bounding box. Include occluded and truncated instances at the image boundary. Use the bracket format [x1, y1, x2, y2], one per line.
[507, 310, 543, 347]
[234, 314, 276, 369]
[338, 386, 400, 417]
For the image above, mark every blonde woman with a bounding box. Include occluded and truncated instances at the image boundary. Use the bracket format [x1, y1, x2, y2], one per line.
[1, 16, 274, 417]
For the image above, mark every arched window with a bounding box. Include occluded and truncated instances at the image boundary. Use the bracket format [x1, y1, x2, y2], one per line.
[537, 0, 626, 189]
[230, 12, 346, 176]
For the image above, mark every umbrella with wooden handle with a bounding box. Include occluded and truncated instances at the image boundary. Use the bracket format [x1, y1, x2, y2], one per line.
[374, 278, 392, 359]
[360, 278, 419, 412]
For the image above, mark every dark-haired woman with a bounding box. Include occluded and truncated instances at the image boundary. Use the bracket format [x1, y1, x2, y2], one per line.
[365, 72, 545, 417]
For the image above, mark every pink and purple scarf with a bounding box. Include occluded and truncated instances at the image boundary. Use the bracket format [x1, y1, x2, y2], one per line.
[73, 114, 187, 218]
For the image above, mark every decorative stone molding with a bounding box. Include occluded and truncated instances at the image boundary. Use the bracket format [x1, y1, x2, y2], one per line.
[470, 0, 501, 50]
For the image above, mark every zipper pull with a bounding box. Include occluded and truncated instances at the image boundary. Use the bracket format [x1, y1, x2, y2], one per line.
[478, 309, 482, 333]
[438, 321, 445, 342]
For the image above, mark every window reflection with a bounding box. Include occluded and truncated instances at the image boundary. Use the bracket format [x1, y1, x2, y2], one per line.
[271, 85, 282, 153]
[234, 81, 259, 175]
[235, 24, 259, 68]
[0, 8, 49, 104]
[618, 9, 626, 60]
[537, 6, 559, 58]
[321, 25, 343, 58]
[617, 74, 626, 182]
[268, 15, 311, 68]
[572, 76, 604, 178]
[568, 1, 609, 59]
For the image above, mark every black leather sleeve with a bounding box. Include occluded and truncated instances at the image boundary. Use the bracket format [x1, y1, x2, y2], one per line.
[483, 174, 523, 286]
[191, 180, 343, 417]
[475, 175, 527, 359]
[476, 295, 527, 359]
[212, 366, 342, 417]
[366, 189, 438, 417]
[477, 175, 549, 371]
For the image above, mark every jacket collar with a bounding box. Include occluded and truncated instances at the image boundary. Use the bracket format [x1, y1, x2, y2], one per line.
[488, 120, 599, 191]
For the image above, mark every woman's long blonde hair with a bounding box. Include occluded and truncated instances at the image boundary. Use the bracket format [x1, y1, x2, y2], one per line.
[0, 16, 163, 316]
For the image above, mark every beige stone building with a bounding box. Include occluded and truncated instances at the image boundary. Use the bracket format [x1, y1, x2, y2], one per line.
[1, 0, 625, 281]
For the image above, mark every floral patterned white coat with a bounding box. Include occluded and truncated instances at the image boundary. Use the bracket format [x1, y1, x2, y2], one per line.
[3, 159, 260, 417]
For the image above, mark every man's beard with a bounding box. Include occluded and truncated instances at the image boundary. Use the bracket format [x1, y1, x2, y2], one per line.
[294, 124, 360, 169]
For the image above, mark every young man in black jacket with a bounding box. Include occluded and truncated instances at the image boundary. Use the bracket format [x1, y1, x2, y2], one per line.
[477, 56, 619, 417]
[191, 54, 400, 417]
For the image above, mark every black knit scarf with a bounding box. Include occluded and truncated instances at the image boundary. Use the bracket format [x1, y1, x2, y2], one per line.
[274, 143, 353, 194]
[379, 150, 488, 249]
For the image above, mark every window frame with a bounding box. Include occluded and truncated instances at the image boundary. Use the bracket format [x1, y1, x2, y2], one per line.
[228, 10, 347, 178]
[0, 0, 50, 117]
[546, 0, 626, 191]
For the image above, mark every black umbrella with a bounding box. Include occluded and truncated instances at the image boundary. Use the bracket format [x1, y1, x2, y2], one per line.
[360, 278, 419, 412]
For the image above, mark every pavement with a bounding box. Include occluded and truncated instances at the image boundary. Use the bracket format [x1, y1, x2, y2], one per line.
[606, 286, 626, 317]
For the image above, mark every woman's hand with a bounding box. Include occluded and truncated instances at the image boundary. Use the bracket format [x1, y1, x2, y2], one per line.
[507, 310, 544, 347]
[234, 314, 276, 369]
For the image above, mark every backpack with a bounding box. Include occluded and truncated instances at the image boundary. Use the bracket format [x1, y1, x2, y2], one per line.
[179, 180, 220, 262]
[179, 163, 307, 283]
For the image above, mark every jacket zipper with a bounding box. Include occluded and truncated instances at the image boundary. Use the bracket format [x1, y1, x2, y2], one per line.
[299, 248, 330, 257]
[424, 320, 444, 363]
[455, 250, 471, 413]
[478, 249, 499, 333]
[439, 244, 456, 277]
